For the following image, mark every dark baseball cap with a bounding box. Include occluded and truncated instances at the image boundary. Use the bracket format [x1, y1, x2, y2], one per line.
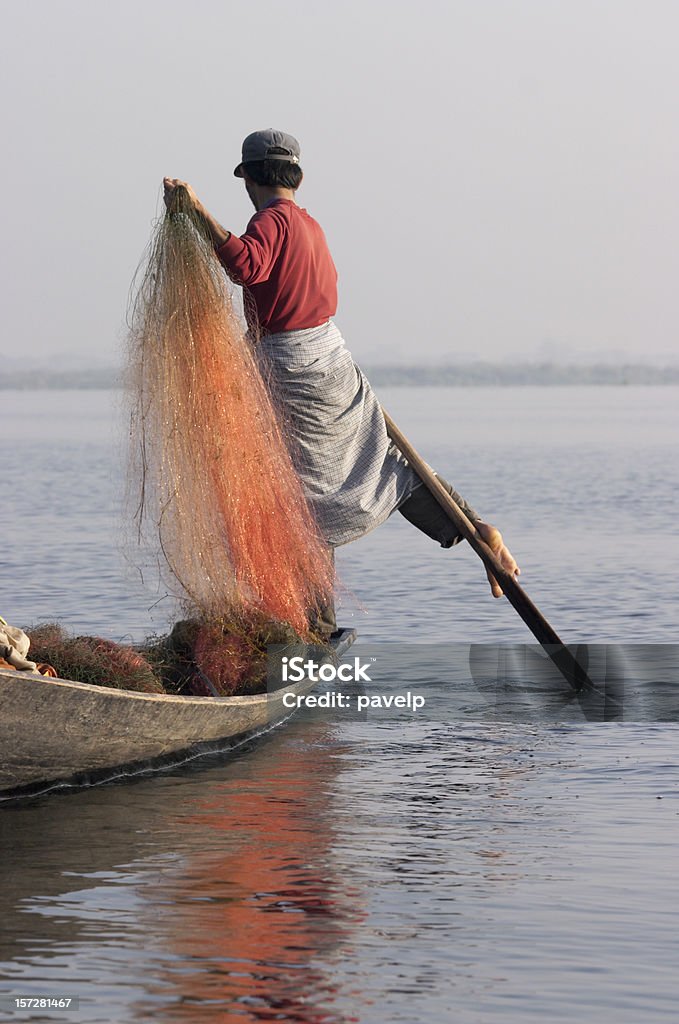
[233, 129, 301, 177]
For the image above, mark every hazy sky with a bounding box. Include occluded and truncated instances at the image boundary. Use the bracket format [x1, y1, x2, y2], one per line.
[1, 0, 678, 368]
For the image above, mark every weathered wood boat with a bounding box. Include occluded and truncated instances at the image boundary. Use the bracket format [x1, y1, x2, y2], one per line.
[0, 628, 356, 799]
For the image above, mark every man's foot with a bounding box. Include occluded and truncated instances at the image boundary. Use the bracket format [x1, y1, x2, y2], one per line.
[474, 521, 521, 598]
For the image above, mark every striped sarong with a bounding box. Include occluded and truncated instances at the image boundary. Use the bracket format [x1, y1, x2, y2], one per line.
[257, 320, 419, 546]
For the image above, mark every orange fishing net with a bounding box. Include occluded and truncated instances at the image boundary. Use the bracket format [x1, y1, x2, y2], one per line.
[127, 188, 333, 635]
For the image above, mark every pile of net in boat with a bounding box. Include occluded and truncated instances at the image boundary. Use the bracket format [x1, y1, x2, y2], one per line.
[27, 624, 165, 694]
[147, 617, 302, 697]
[27, 621, 300, 697]
[126, 186, 333, 636]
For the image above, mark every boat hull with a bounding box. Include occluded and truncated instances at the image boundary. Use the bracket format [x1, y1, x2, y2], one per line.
[0, 629, 355, 798]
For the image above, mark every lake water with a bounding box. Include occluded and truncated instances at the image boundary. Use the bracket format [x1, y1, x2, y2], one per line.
[1, 386, 678, 1022]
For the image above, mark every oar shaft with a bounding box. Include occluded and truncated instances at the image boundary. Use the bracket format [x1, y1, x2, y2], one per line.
[383, 409, 591, 691]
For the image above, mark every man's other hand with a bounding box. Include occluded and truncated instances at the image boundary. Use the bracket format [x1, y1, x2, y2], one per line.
[474, 522, 521, 598]
[163, 177, 200, 210]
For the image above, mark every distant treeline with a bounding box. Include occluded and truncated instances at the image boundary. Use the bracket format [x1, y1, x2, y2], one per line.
[2, 363, 679, 389]
[364, 363, 679, 386]
[0, 368, 121, 389]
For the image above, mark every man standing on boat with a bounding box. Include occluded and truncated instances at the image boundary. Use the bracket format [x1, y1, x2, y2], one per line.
[163, 129, 519, 636]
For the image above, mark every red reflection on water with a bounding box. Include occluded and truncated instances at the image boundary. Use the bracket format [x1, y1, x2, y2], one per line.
[136, 729, 363, 1023]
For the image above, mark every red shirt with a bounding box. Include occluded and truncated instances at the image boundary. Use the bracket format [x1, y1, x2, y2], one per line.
[215, 198, 338, 334]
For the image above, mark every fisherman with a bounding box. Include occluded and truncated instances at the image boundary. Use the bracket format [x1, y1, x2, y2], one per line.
[163, 129, 519, 636]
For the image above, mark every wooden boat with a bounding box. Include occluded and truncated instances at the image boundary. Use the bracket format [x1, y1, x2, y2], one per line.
[0, 628, 356, 799]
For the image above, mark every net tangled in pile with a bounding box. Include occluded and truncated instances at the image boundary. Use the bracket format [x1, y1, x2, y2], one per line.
[28, 623, 164, 694]
[127, 187, 333, 634]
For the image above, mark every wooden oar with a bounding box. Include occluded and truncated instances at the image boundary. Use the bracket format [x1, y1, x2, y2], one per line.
[383, 409, 594, 693]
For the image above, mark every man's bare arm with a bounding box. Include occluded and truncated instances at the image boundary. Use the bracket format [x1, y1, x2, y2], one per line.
[163, 178, 231, 249]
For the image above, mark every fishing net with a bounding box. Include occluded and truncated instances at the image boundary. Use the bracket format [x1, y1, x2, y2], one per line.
[25, 621, 298, 697]
[153, 617, 301, 697]
[126, 187, 333, 635]
[28, 624, 165, 694]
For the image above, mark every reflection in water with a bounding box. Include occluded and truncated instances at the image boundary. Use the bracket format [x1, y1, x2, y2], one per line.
[0, 722, 364, 1023]
[2, 717, 679, 1023]
[130, 726, 363, 1022]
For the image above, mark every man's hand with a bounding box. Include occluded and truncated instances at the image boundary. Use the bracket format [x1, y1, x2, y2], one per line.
[162, 178, 230, 249]
[163, 177, 201, 211]
[474, 521, 520, 598]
